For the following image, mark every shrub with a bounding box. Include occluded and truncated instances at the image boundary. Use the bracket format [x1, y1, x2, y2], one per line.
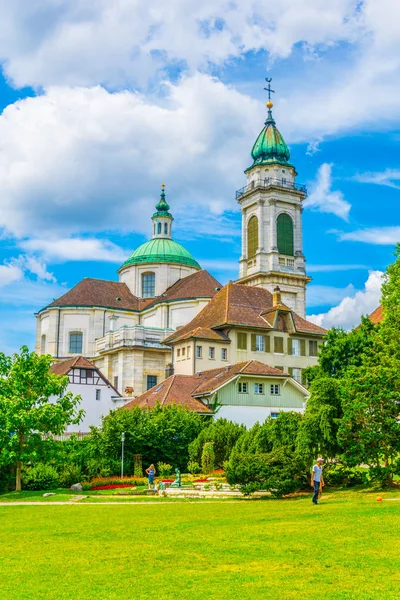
[201, 442, 215, 474]
[22, 464, 59, 491]
[133, 454, 143, 478]
[189, 419, 246, 467]
[225, 449, 306, 498]
[368, 466, 393, 487]
[323, 464, 366, 488]
[187, 460, 201, 474]
[157, 462, 172, 477]
[58, 464, 82, 488]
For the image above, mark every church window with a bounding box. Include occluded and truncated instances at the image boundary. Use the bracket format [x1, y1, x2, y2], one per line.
[237, 332, 247, 350]
[164, 223, 168, 235]
[277, 213, 294, 256]
[147, 375, 157, 390]
[69, 332, 83, 354]
[142, 272, 155, 298]
[309, 340, 318, 357]
[247, 216, 258, 259]
[40, 334, 46, 354]
[157, 222, 162, 234]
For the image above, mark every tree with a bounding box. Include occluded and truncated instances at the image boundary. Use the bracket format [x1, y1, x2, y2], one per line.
[201, 442, 215, 474]
[379, 242, 400, 359]
[338, 362, 400, 480]
[0, 347, 83, 491]
[188, 418, 246, 467]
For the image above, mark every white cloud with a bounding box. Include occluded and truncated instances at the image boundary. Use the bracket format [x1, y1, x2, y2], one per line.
[338, 227, 400, 245]
[307, 270, 383, 329]
[304, 163, 351, 220]
[307, 264, 368, 273]
[199, 259, 239, 271]
[0, 76, 257, 239]
[307, 283, 356, 308]
[0, 262, 23, 287]
[21, 238, 127, 263]
[0, 1, 361, 89]
[20, 256, 55, 282]
[353, 169, 400, 189]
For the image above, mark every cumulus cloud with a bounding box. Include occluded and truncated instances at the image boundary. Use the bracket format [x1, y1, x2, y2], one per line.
[0, 262, 23, 287]
[304, 163, 351, 220]
[0, 75, 257, 239]
[21, 238, 127, 263]
[307, 270, 383, 330]
[307, 264, 368, 273]
[0, 1, 361, 89]
[337, 227, 400, 245]
[307, 283, 356, 308]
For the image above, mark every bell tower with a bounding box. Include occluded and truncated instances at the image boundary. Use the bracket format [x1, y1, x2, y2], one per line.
[235, 79, 310, 317]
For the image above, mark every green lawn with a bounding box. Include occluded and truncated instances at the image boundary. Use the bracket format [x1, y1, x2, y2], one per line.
[1, 490, 400, 599]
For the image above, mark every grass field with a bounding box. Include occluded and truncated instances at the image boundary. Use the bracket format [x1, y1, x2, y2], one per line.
[1, 489, 400, 599]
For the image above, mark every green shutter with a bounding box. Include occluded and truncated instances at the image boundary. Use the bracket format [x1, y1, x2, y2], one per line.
[277, 213, 294, 256]
[237, 332, 247, 350]
[274, 336, 283, 353]
[300, 339, 306, 356]
[287, 338, 293, 355]
[251, 334, 256, 352]
[247, 216, 259, 259]
[288, 367, 293, 376]
[264, 336, 270, 352]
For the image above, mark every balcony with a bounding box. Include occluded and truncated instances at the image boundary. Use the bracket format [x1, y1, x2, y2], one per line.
[236, 178, 307, 200]
[95, 325, 172, 354]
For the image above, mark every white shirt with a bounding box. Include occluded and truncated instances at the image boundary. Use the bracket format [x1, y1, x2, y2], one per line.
[313, 464, 322, 482]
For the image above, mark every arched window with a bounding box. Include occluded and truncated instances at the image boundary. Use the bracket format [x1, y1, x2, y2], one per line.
[69, 332, 83, 354]
[153, 223, 156, 235]
[247, 216, 259, 259]
[40, 334, 46, 354]
[142, 272, 155, 298]
[277, 213, 294, 256]
[157, 222, 162, 234]
[164, 222, 168, 235]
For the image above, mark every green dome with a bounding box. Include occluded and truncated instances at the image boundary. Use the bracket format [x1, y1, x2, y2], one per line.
[120, 238, 201, 270]
[246, 109, 291, 171]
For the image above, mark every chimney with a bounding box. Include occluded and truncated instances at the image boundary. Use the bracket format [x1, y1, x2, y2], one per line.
[273, 286, 281, 306]
[124, 386, 134, 397]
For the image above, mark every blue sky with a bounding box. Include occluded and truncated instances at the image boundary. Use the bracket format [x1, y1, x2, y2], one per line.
[0, 0, 399, 353]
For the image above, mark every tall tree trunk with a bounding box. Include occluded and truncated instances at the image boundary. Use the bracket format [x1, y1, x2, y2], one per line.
[15, 433, 24, 491]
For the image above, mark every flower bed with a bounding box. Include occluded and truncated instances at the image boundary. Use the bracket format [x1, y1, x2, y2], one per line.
[82, 476, 148, 491]
[193, 478, 210, 483]
[91, 484, 134, 490]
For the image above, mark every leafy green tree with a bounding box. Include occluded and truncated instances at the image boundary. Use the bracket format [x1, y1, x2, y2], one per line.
[188, 418, 246, 467]
[0, 347, 83, 491]
[379, 243, 400, 359]
[297, 377, 342, 462]
[338, 362, 400, 479]
[201, 441, 215, 474]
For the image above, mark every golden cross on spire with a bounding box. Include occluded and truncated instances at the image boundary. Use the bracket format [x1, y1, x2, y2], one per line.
[264, 77, 275, 109]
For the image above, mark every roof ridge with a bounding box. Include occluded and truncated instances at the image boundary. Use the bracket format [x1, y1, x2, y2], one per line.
[224, 283, 231, 324]
[239, 360, 252, 373]
[161, 375, 176, 406]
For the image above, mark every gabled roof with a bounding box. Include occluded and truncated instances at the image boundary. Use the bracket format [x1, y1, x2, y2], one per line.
[164, 282, 326, 344]
[50, 356, 121, 396]
[120, 360, 308, 413]
[45, 278, 139, 311]
[121, 375, 213, 414]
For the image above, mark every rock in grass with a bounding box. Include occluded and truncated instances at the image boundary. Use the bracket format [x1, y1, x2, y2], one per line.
[43, 493, 56, 497]
[70, 483, 83, 492]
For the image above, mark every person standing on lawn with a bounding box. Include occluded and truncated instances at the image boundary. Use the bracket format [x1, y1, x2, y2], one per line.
[311, 458, 324, 505]
[146, 464, 156, 489]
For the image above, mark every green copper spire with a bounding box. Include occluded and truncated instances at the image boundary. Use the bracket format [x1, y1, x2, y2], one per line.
[153, 183, 172, 218]
[246, 79, 291, 172]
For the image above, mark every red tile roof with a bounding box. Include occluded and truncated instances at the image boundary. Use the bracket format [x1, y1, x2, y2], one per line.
[164, 282, 326, 343]
[121, 375, 213, 414]
[50, 356, 97, 376]
[47, 278, 139, 311]
[120, 360, 300, 413]
[43, 270, 221, 314]
[368, 305, 383, 325]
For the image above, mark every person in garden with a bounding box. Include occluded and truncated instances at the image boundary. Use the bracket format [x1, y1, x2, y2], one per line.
[145, 464, 156, 489]
[311, 458, 324, 505]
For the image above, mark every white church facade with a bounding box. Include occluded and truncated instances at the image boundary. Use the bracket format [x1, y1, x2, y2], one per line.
[36, 83, 326, 410]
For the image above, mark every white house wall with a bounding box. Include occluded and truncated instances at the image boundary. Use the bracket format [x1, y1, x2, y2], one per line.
[216, 405, 303, 428]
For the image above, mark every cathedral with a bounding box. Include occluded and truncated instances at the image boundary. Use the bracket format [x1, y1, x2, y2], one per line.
[36, 89, 325, 396]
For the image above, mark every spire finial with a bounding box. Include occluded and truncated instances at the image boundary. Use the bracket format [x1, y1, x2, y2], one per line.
[264, 77, 275, 109]
[154, 183, 171, 215]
